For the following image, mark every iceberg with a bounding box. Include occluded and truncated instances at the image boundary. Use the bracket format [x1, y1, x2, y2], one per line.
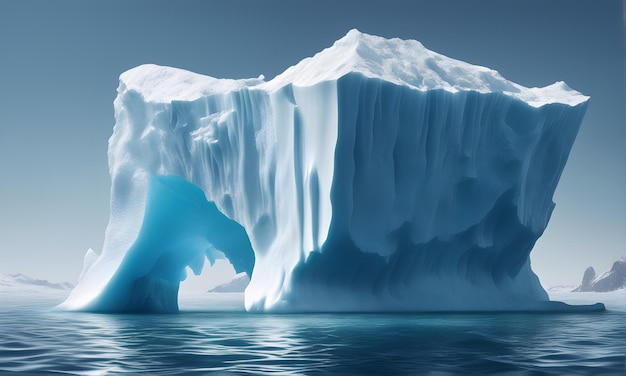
[60, 30, 602, 312]
[208, 274, 250, 293]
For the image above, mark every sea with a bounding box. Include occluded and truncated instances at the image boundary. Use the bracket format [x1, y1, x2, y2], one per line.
[0, 289, 624, 375]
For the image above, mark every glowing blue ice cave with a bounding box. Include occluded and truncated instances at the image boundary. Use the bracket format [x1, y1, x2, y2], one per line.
[63, 175, 254, 312]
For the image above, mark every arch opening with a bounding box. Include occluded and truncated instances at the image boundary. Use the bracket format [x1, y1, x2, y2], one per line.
[86, 175, 255, 313]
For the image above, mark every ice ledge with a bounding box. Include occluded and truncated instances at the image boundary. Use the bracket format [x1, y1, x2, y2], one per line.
[119, 64, 265, 103]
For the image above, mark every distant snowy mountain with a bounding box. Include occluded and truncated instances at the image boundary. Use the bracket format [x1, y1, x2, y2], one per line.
[573, 257, 626, 292]
[0, 273, 73, 291]
[544, 285, 577, 293]
[208, 274, 250, 293]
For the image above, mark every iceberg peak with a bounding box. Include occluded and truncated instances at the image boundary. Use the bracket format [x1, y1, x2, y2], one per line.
[263, 30, 588, 107]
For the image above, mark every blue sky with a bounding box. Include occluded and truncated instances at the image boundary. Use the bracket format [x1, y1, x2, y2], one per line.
[0, 0, 624, 287]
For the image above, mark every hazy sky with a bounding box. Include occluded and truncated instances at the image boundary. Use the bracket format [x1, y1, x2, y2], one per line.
[0, 0, 624, 288]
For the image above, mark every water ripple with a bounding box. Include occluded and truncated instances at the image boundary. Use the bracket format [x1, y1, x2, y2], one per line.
[0, 293, 625, 374]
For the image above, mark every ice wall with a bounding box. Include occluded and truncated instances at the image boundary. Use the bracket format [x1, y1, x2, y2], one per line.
[60, 30, 599, 312]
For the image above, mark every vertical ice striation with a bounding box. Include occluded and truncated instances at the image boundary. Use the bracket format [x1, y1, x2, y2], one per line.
[60, 30, 600, 312]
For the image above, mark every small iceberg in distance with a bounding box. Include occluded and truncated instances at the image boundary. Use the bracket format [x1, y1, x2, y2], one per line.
[59, 30, 603, 313]
[208, 274, 250, 293]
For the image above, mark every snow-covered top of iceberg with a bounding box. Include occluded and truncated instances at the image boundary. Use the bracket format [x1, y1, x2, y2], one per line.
[120, 64, 264, 103]
[120, 30, 588, 109]
[263, 29, 588, 107]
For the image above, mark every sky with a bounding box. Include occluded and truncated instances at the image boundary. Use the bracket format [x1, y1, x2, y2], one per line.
[0, 0, 624, 288]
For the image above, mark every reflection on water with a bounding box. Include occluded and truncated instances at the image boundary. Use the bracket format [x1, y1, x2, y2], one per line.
[0, 291, 624, 375]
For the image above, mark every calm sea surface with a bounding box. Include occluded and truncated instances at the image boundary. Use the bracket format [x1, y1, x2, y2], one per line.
[0, 290, 624, 375]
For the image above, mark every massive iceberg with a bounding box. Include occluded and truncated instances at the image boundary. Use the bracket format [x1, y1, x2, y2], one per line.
[60, 30, 601, 312]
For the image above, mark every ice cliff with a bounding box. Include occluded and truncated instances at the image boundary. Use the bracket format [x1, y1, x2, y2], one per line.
[60, 30, 600, 312]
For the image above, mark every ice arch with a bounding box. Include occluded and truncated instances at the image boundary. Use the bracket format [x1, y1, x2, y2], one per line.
[71, 175, 254, 312]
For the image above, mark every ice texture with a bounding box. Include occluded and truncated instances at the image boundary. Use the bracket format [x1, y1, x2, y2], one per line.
[60, 30, 599, 312]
